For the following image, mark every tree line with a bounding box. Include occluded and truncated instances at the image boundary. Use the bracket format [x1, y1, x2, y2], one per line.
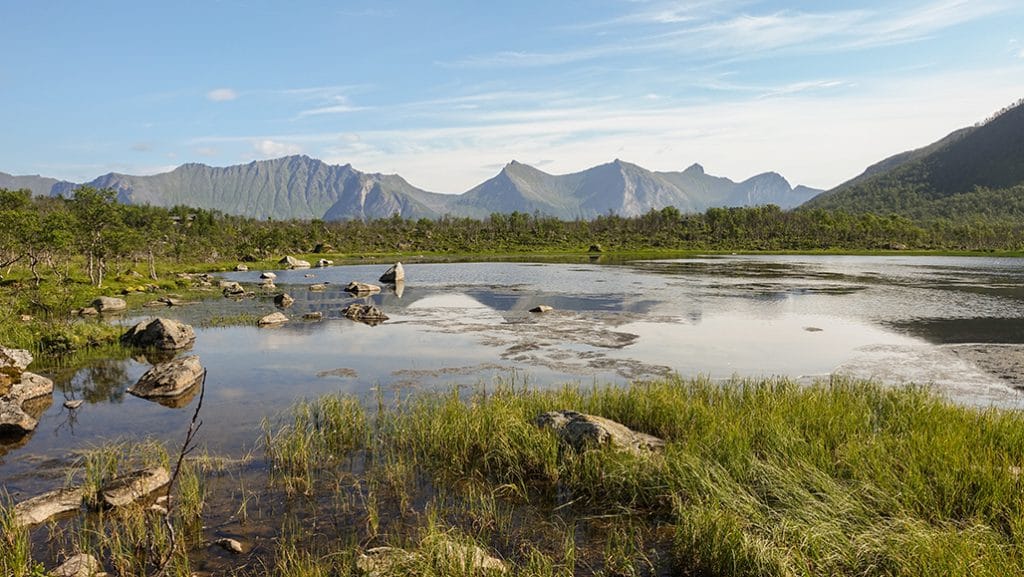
[2, 187, 1023, 290]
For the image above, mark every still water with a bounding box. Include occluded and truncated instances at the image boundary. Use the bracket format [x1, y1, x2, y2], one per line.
[4, 255, 1024, 493]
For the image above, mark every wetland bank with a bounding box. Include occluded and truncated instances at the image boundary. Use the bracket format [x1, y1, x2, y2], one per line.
[4, 254, 1024, 576]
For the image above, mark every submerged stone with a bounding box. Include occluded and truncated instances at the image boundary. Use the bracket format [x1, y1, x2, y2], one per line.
[345, 281, 381, 294]
[258, 312, 289, 326]
[13, 486, 85, 527]
[100, 466, 171, 508]
[342, 303, 388, 325]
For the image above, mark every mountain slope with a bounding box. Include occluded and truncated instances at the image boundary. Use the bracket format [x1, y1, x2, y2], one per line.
[0, 172, 77, 198]
[85, 155, 451, 220]
[805, 99, 1024, 218]
[6, 156, 820, 220]
[451, 160, 819, 219]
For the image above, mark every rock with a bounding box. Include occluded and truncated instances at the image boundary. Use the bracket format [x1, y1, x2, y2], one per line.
[258, 312, 289, 326]
[0, 372, 55, 433]
[304, 273, 315, 278]
[20, 314, 33, 322]
[313, 243, 333, 253]
[345, 281, 381, 294]
[12, 486, 85, 527]
[356, 547, 419, 576]
[79, 307, 99, 316]
[64, 399, 84, 410]
[100, 467, 171, 508]
[222, 282, 246, 297]
[356, 540, 507, 576]
[279, 255, 311, 269]
[128, 356, 205, 400]
[379, 262, 405, 283]
[309, 283, 326, 291]
[314, 258, 333, 268]
[0, 346, 33, 395]
[342, 304, 388, 325]
[50, 553, 101, 577]
[120, 318, 196, 350]
[259, 272, 277, 280]
[92, 296, 127, 313]
[588, 244, 603, 253]
[274, 293, 295, 308]
[303, 312, 324, 321]
[259, 281, 276, 291]
[241, 253, 258, 262]
[235, 264, 249, 271]
[215, 537, 244, 554]
[536, 410, 665, 456]
[143, 296, 188, 308]
[529, 305, 553, 313]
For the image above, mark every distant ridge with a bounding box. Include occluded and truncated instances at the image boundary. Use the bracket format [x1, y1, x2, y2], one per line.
[3, 155, 821, 221]
[805, 98, 1024, 218]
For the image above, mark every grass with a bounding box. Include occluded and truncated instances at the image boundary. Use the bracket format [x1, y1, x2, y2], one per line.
[259, 376, 1024, 576]
[9, 376, 1024, 575]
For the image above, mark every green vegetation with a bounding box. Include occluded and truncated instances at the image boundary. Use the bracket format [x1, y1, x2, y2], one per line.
[9, 377, 1024, 574]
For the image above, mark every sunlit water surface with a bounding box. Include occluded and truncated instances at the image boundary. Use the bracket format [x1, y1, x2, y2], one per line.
[4, 255, 1024, 494]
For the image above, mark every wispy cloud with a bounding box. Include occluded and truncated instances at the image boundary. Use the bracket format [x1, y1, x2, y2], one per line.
[452, 0, 1013, 68]
[206, 88, 239, 102]
[252, 139, 302, 157]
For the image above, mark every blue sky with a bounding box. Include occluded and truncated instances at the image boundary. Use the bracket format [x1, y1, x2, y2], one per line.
[1, 0, 1022, 192]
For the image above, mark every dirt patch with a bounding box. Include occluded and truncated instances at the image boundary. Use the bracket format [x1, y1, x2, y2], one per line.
[947, 344, 1024, 389]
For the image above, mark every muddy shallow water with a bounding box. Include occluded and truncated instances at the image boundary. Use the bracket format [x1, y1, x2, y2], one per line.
[4, 255, 1024, 496]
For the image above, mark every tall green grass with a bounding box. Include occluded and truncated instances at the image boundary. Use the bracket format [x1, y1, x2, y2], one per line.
[262, 376, 1024, 576]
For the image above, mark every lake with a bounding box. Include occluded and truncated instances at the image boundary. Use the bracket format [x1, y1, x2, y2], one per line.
[4, 254, 1024, 494]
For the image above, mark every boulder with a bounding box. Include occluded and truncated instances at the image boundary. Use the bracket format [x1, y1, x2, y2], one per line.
[222, 282, 246, 297]
[0, 346, 33, 394]
[13, 486, 85, 527]
[357, 540, 507, 576]
[279, 255, 311, 269]
[529, 305, 553, 313]
[235, 263, 249, 271]
[342, 304, 388, 325]
[100, 467, 171, 508]
[536, 410, 665, 456]
[314, 258, 333, 268]
[92, 296, 127, 313]
[274, 293, 295, 308]
[588, 244, 603, 253]
[120, 318, 196, 350]
[259, 271, 277, 280]
[0, 372, 55, 433]
[379, 262, 405, 283]
[258, 312, 289, 326]
[313, 243, 334, 253]
[51, 553, 102, 577]
[345, 281, 381, 295]
[128, 356, 205, 400]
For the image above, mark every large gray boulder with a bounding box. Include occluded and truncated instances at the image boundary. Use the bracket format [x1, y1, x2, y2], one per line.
[279, 255, 311, 269]
[0, 371, 55, 433]
[120, 318, 196, 350]
[92, 296, 127, 313]
[536, 410, 665, 456]
[379, 262, 405, 283]
[128, 356, 205, 400]
[0, 346, 33, 395]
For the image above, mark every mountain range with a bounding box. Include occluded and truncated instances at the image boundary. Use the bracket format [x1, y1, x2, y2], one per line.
[1, 158, 821, 221]
[805, 98, 1024, 219]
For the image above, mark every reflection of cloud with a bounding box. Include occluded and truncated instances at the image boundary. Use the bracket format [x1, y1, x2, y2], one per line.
[207, 88, 238, 102]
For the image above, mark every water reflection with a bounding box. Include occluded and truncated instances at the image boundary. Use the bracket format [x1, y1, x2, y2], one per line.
[5, 255, 1024, 491]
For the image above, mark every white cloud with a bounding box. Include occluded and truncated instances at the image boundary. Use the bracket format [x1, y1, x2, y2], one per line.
[206, 88, 238, 102]
[252, 139, 302, 157]
[194, 147, 219, 157]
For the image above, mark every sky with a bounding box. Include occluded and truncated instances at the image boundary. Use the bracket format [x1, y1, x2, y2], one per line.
[1, 0, 1022, 193]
